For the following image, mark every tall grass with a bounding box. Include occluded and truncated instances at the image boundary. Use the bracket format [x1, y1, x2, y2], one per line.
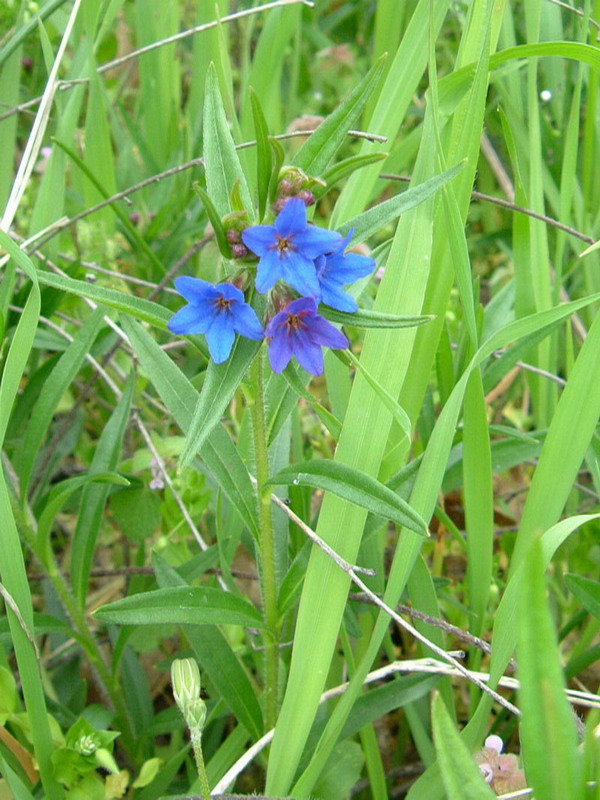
[0, 1, 599, 799]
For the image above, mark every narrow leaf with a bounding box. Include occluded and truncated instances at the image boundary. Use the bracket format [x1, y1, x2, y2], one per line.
[71, 379, 134, 607]
[517, 541, 582, 800]
[565, 574, 600, 620]
[35, 269, 170, 328]
[293, 55, 387, 177]
[266, 460, 428, 536]
[203, 63, 253, 216]
[431, 693, 496, 800]
[320, 306, 434, 329]
[338, 162, 465, 245]
[250, 88, 272, 221]
[193, 182, 232, 258]
[179, 335, 263, 469]
[95, 586, 264, 628]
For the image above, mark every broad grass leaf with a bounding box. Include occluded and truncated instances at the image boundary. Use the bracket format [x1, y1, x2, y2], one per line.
[95, 586, 264, 628]
[266, 460, 427, 536]
[179, 334, 262, 469]
[517, 541, 583, 800]
[431, 693, 496, 800]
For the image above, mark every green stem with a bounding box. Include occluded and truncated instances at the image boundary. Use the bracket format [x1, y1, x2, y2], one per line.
[18, 514, 137, 753]
[249, 351, 279, 731]
[191, 730, 211, 800]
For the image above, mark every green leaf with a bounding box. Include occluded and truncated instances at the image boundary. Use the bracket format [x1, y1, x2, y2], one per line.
[71, 379, 134, 607]
[312, 742, 364, 800]
[292, 55, 387, 177]
[337, 161, 465, 246]
[94, 586, 264, 628]
[193, 182, 232, 258]
[517, 541, 583, 800]
[111, 488, 161, 543]
[179, 334, 263, 469]
[337, 348, 411, 441]
[37, 472, 129, 566]
[565, 574, 600, 621]
[153, 552, 264, 740]
[18, 307, 104, 496]
[431, 693, 496, 800]
[340, 674, 440, 742]
[250, 88, 272, 221]
[266, 460, 427, 536]
[203, 62, 253, 216]
[282, 364, 341, 438]
[316, 153, 389, 199]
[319, 306, 434, 329]
[121, 317, 260, 541]
[35, 269, 170, 328]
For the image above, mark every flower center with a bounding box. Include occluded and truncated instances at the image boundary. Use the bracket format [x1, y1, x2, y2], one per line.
[284, 312, 307, 332]
[214, 296, 232, 311]
[275, 234, 293, 254]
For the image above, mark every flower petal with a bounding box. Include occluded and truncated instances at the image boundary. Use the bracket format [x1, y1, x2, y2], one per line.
[242, 225, 277, 256]
[168, 303, 213, 335]
[274, 197, 307, 237]
[173, 276, 217, 302]
[268, 329, 294, 373]
[255, 249, 285, 293]
[232, 303, 264, 340]
[282, 251, 320, 297]
[205, 316, 236, 363]
[320, 282, 358, 312]
[306, 315, 349, 349]
[294, 226, 343, 259]
[294, 338, 324, 375]
[217, 282, 246, 303]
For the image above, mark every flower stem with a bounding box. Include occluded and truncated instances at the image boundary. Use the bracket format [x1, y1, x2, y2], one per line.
[249, 350, 279, 731]
[191, 730, 212, 800]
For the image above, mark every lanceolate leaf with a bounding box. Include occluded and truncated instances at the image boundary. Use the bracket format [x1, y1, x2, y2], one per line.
[19, 307, 105, 496]
[179, 334, 263, 469]
[317, 153, 388, 199]
[71, 379, 134, 608]
[292, 55, 387, 177]
[338, 161, 465, 246]
[565, 574, 600, 621]
[35, 269, 171, 328]
[203, 63, 253, 217]
[95, 586, 265, 628]
[266, 460, 427, 536]
[121, 317, 260, 540]
[320, 306, 434, 329]
[250, 88, 272, 222]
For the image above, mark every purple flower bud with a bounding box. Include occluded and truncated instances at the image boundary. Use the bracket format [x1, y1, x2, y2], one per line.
[231, 242, 249, 259]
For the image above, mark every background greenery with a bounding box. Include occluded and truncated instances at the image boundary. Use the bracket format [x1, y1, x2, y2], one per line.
[0, 1, 599, 799]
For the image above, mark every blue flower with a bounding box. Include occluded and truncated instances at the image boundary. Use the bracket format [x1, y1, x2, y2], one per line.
[315, 230, 375, 312]
[241, 197, 342, 297]
[168, 277, 263, 363]
[265, 297, 348, 376]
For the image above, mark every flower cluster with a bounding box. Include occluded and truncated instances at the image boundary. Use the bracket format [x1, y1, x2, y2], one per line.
[168, 196, 375, 375]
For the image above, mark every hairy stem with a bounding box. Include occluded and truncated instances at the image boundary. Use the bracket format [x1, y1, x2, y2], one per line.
[250, 351, 279, 731]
